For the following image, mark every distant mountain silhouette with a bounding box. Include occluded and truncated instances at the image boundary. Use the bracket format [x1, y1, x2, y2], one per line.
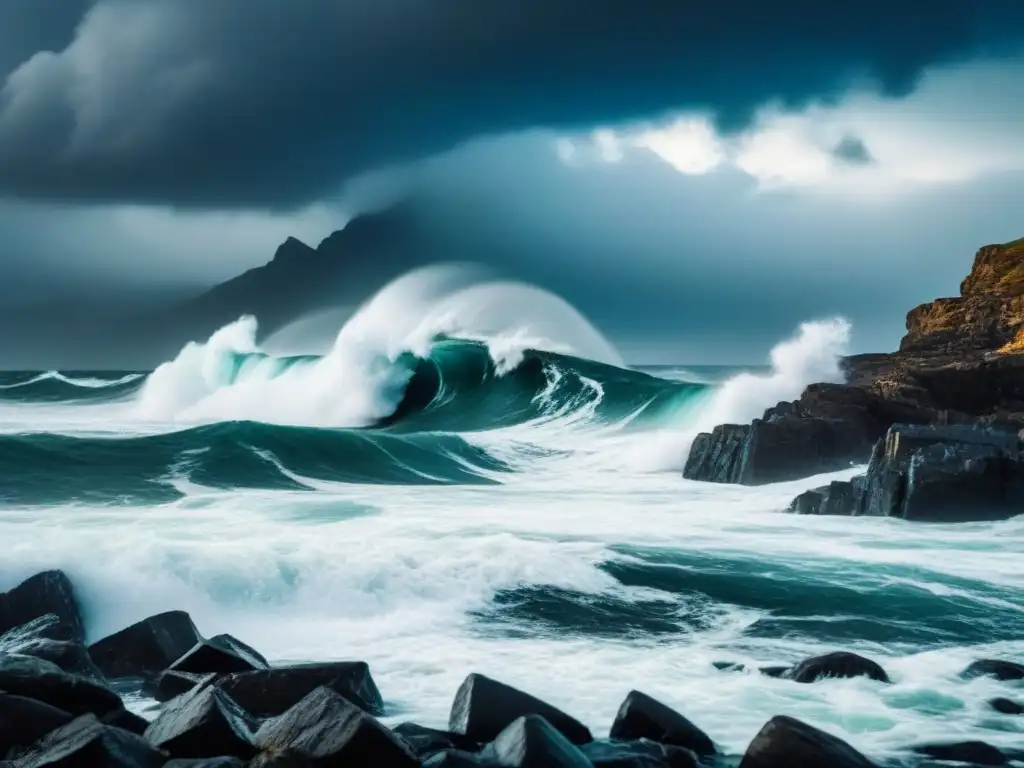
[0, 202, 454, 368]
[174, 202, 433, 338]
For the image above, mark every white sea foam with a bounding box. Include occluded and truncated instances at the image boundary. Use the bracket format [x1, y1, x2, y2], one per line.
[624, 317, 851, 471]
[1, 275, 1021, 762]
[134, 265, 620, 426]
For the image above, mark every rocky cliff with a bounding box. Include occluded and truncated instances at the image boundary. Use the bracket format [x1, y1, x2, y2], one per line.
[684, 236, 1024, 521]
[901, 237, 1024, 357]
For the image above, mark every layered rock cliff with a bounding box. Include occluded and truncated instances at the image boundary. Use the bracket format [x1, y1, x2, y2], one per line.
[684, 237, 1024, 507]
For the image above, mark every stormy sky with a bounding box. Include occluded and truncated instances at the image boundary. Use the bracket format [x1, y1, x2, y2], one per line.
[0, 0, 1023, 365]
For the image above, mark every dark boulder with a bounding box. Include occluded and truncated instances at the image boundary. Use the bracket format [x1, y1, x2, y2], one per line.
[481, 715, 591, 768]
[738, 715, 875, 768]
[608, 690, 715, 756]
[0, 692, 73, 756]
[101, 707, 150, 735]
[0, 654, 123, 717]
[392, 721, 480, 760]
[961, 658, 1024, 681]
[0, 615, 102, 679]
[449, 673, 592, 745]
[990, 697, 1024, 715]
[0, 571, 84, 643]
[165, 760, 247, 768]
[788, 479, 865, 517]
[169, 634, 268, 676]
[914, 741, 1007, 766]
[423, 752, 494, 767]
[758, 666, 790, 678]
[11, 714, 165, 768]
[144, 684, 258, 760]
[89, 610, 202, 680]
[712, 661, 746, 673]
[785, 652, 890, 684]
[251, 686, 418, 767]
[582, 738, 699, 767]
[146, 670, 219, 703]
[216, 661, 384, 717]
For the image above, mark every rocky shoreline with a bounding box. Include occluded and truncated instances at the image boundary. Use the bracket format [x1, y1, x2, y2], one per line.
[683, 237, 1024, 522]
[1, 570, 1022, 767]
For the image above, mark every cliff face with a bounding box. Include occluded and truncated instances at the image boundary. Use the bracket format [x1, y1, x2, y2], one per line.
[685, 235, 1024, 489]
[900, 238, 1024, 357]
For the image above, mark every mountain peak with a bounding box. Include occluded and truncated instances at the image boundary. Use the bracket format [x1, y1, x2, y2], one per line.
[269, 236, 316, 265]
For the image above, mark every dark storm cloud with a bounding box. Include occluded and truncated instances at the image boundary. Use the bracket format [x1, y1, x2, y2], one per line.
[390, 132, 1024, 362]
[831, 136, 874, 165]
[0, 0, 1021, 208]
[0, 0, 90, 79]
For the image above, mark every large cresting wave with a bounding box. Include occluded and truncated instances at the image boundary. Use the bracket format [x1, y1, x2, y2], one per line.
[1, 265, 854, 502]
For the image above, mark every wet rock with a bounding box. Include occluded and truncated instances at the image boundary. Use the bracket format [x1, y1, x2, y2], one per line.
[12, 714, 165, 768]
[990, 697, 1024, 715]
[0, 653, 123, 717]
[582, 738, 699, 767]
[169, 634, 269, 677]
[758, 666, 790, 678]
[165, 760, 247, 768]
[914, 741, 1007, 766]
[252, 686, 417, 767]
[0, 615, 102, 679]
[0, 571, 84, 643]
[684, 416, 873, 486]
[785, 652, 890, 684]
[712, 661, 746, 673]
[101, 707, 150, 735]
[683, 385, 889, 486]
[784, 423, 1024, 522]
[449, 673, 592, 745]
[392, 721, 480, 760]
[609, 690, 715, 756]
[0, 692, 73, 756]
[481, 715, 591, 767]
[789, 479, 866, 517]
[144, 683, 258, 760]
[423, 752, 494, 767]
[146, 670, 219, 703]
[89, 610, 203, 680]
[961, 658, 1024, 681]
[217, 661, 384, 717]
[738, 715, 875, 768]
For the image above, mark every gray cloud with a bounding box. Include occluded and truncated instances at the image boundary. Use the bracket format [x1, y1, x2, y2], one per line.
[391, 131, 1024, 362]
[831, 136, 874, 165]
[0, 0, 1021, 207]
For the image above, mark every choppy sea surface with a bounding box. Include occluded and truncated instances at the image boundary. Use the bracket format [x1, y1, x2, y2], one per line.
[1, 268, 1021, 762]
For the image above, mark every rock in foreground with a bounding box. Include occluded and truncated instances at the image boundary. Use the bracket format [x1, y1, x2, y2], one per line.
[144, 684, 259, 760]
[449, 672, 593, 745]
[13, 713, 166, 768]
[609, 690, 715, 756]
[252, 686, 417, 767]
[217, 661, 384, 717]
[89, 610, 203, 680]
[738, 715, 876, 768]
[0, 570, 85, 643]
[482, 715, 591, 768]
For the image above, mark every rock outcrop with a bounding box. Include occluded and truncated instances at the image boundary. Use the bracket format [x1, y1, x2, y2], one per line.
[902, 237, 1024, 357]
[789, 424, 1024, 521]
[685, 237, 1024, 524]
